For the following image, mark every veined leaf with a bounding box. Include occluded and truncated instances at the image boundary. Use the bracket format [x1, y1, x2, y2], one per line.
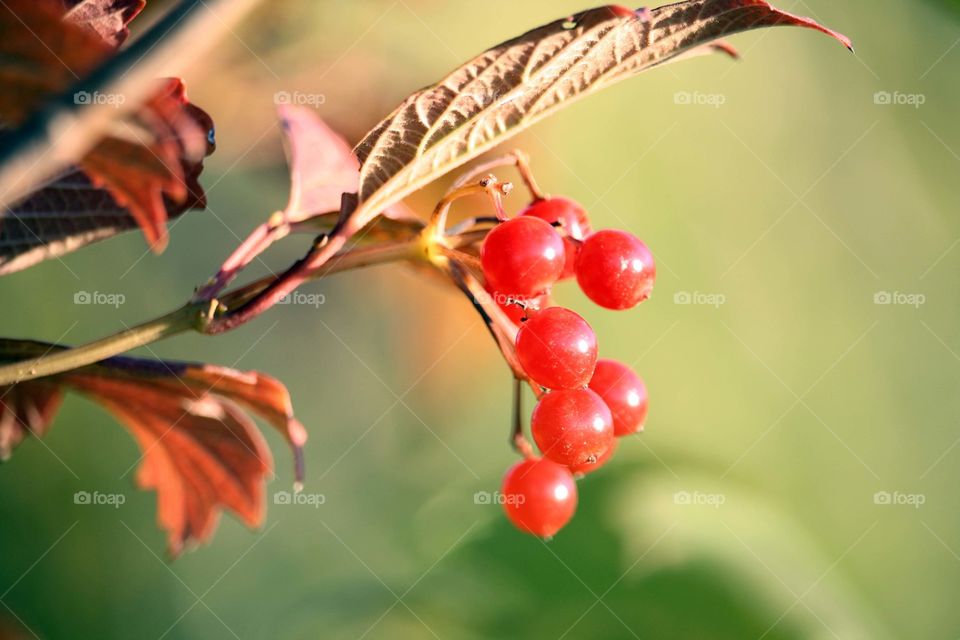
[0, 339, 307, 556]
[347, 1, 850, 232]
[0, 0, 213, 272]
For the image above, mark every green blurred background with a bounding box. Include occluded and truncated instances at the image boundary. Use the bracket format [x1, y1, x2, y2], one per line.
[2, 0, 959, 637]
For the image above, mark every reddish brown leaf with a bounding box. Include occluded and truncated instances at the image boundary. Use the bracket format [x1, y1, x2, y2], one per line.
[66, 374, 273, 555]
[0, 1, 107, 122]
[78, 78, 212, 252]
[0, 339, 307, 555]
[0, 380, 63, 460]
[60, 0, 145, 48]
[0, 0, 213, 270]
[278, 104, 417, 226]
[0, 149, 208, 276]
[279, 104, 362, 222]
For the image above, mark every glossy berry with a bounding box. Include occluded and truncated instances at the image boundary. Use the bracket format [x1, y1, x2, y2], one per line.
[486, 287, 550, 326]
[501, 457, 577, 537]
[520, 197, 592, 279]
[480, 217, 565, 298]
[516, 307, 598, 390]
[588, 359, 648, 436]
[570, 438, 617, 475]
[575, 229, 656, 310]
[531, 388, 614, 467]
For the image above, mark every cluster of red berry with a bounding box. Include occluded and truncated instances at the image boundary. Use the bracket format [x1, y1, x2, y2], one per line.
[479, 196, 655, 538]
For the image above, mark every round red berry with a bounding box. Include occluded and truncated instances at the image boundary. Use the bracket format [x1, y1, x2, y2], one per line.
[516, 307, 598, 390]
[531, 388, 614, 467]
[501, 457, 577, 537]
[480, 217, 565, 298]
[575, 229, 656, 310]
[588, 359, 648, 436]
[520, 197, 592, 279]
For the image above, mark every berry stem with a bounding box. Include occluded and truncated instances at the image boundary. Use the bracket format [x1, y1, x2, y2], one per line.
[426, 176, 511, 239]
[193, 211, 294, 302]
[0, 236, 422, 385]
[449, 149, 545, 201]
[436, 245, 481, 273]
[511, 377, 536, 459]
[441, 257, 543, 399]
[445, 216, 499, 236]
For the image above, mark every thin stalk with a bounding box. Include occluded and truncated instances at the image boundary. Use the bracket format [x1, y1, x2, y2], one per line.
[450, 149, 545, 200]
[0, 237, 423, 385]
[0, 304, 202, 385]
[442, 257, 542, 398]
[511, 377, 535, 458]
[426, 178, 511, 239]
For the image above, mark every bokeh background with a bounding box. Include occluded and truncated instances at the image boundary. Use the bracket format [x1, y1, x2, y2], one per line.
[2, 0, 959, 638]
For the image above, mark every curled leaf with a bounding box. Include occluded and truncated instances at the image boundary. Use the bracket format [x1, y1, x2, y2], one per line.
[0, 339, 306, 555]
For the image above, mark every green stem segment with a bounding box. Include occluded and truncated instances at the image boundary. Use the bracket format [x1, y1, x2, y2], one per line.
[0, 237, 426, 386]
[0, 304, 200, 385]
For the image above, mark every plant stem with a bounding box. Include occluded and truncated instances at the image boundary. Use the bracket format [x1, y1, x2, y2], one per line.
[511, 377, 535, 458]
[441, 256, 542, 398]
[215, 237, 423, 311]
[450, 149, 545, 200]
[0, 304, 202, 385]
[0, 237, 426, 385]
[426, 178, 511, 240]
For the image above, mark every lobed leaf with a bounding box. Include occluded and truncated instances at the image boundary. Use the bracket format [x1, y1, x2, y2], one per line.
[0, 339, 306, 555]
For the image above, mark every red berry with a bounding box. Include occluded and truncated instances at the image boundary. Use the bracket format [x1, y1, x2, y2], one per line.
[516, 307, 598, 390]
[486, 287, 550, 326]
[575, 229, 656, 310]
[481, 217, 565, 298]
[501, 457, 577, 537]
[588, 359, 648, 436]
[570, 438, 618, 475]
[520, 197, 592, 279]
[531, 388, 614, 467]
